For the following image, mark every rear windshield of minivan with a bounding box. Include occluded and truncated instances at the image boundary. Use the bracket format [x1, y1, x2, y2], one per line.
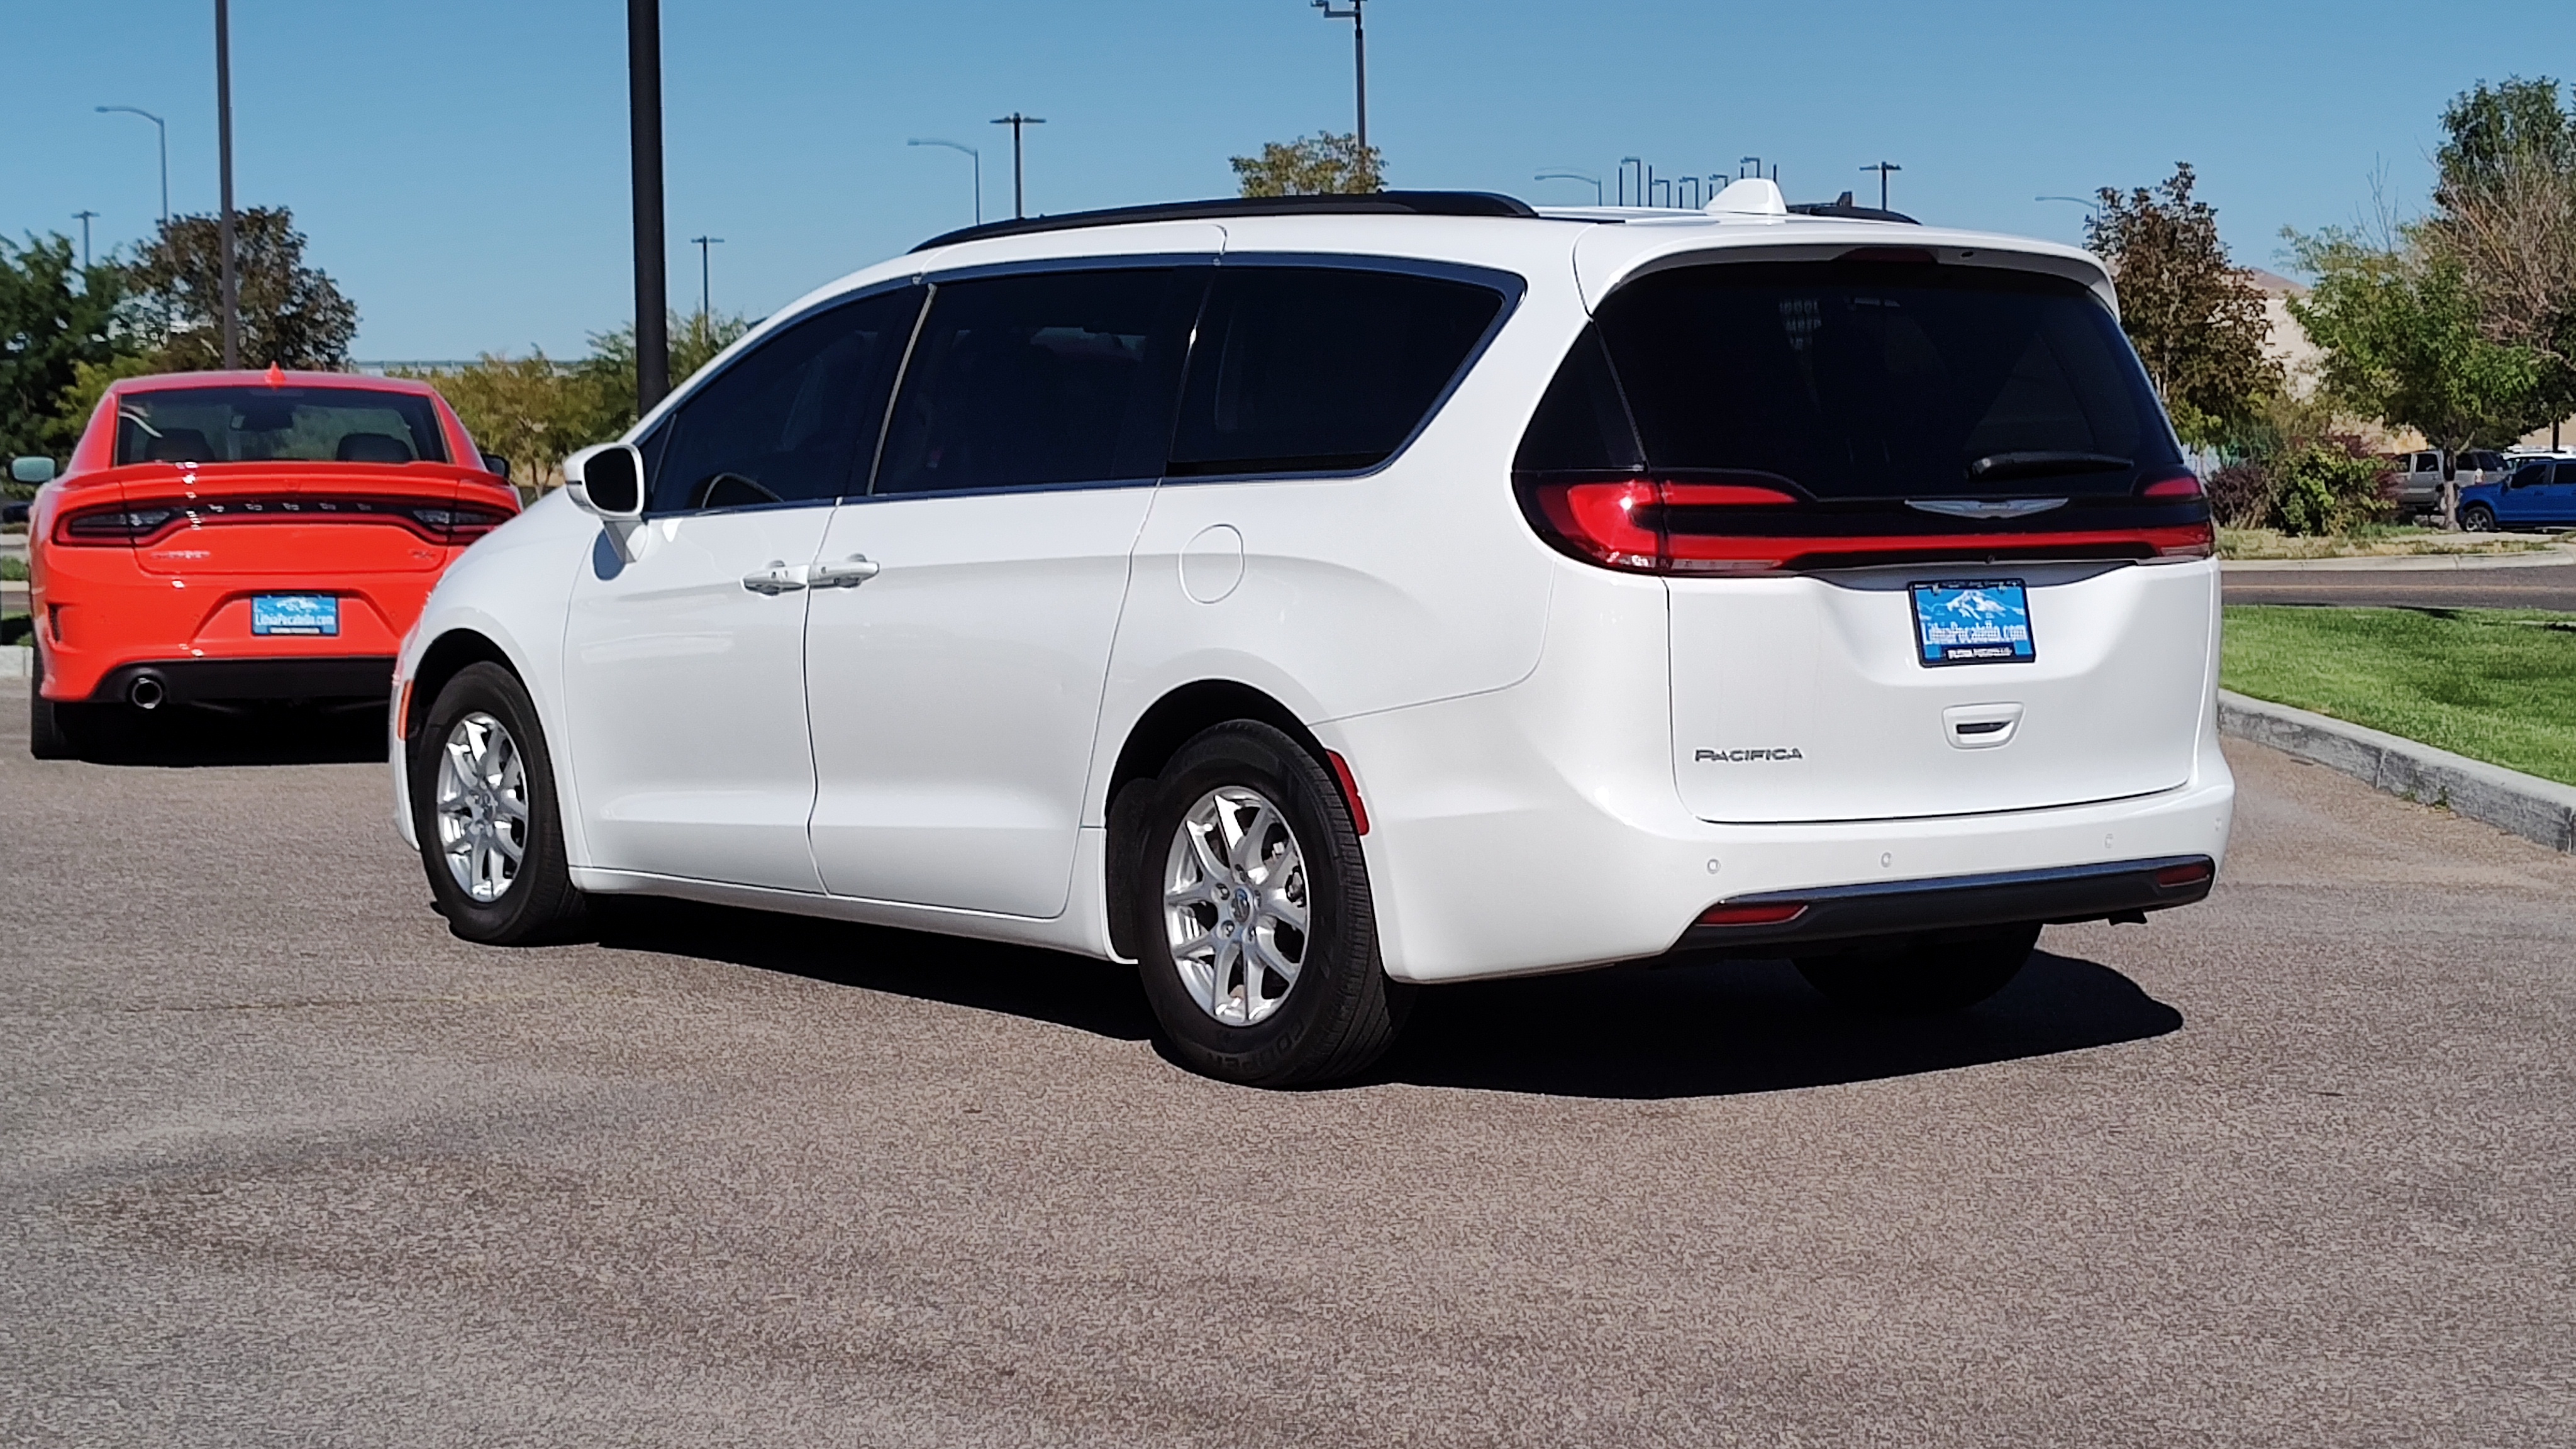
[1587, 261, 2179, 499]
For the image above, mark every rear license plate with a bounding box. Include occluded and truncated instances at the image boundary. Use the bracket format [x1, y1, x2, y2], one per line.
[1910, 579, 2034, 666]
[252, 594, 340, 636]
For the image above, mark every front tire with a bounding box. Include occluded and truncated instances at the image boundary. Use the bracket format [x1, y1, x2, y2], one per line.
[1131, 722, 1409, 1087]
[409, 662, 588, 944]
[2460, 503, 2496, 532]
[1796, 923, 2041, 1016]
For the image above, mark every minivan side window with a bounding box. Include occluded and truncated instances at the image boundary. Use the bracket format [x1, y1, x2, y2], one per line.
[648, 286, 924, 514]
[872, 267, 1202, 496]
[1167, 266, 1508, 477]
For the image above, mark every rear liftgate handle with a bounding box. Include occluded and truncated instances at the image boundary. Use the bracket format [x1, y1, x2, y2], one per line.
[807, 555, 880, 589]
[741, 561, 808, 596]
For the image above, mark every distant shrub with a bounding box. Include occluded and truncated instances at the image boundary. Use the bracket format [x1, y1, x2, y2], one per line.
[2206, 460, 2279, 530]
[2271, 438, 2394, 535]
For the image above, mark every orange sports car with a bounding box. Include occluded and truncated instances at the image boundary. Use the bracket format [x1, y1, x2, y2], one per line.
[21, 367, 519, 756]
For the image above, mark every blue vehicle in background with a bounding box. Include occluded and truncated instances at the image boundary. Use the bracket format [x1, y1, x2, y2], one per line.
[2458, 457, 2576, 531]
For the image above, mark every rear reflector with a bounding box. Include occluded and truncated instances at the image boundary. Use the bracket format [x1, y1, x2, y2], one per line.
[1325, 749, 1370, 836]
[1696, 901, 1807, 926]
[2153, 860, 2214, 889]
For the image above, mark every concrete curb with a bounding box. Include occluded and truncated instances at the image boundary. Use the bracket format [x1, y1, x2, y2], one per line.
[2223, 545, 2576, 573]
[2218, 689, 2576, 853]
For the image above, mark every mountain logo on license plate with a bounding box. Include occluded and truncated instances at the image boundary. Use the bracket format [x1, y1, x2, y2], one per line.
[1910, 580, 2034, 666]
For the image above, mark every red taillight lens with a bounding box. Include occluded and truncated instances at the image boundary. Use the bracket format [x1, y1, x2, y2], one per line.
[1528, 479, 1797, 573]
[56, 505, 183, 545]
[2138, 469, 2205, 499]
[2153, 860, 2214, 889]
[410, 505, 511, 543]
[1696, 902, 1807, 927]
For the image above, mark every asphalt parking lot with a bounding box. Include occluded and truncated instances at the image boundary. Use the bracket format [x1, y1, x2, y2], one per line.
[5, 682, 2573, 1447]
[2224, 555, 2576, 611]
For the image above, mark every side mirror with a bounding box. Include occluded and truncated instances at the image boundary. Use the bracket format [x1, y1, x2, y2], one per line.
[10, 455, 57, 486]
[480, 452, 513, 482]
[565, 442, 645, 519]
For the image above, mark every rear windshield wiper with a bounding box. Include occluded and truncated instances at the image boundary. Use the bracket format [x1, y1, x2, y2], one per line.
[1967, 451, 2132, 482]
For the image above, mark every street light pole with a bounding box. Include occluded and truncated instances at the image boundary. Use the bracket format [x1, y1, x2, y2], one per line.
[214, 0, 238, 369]
[72, 212, 99, 269]
[989, 113, 1046, 219]
[1618, 157, 1641, 207]
[689, 235, 723, 330]
[95, 106, 169, 232]
[629, 0, 670, 413]
[1860, 160, 1902, 211]
[908, 139, 982, 226]
[1312, 1, 1367, 165]
[1534, 170, 1602, 204]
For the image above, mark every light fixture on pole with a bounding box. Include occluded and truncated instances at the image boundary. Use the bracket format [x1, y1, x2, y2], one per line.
[1311, 0, 1368, 168]
[214, 0, 239, 369]
[95, 106, 170, 232]
[72, 211, 100, 269]
[1534, 170, 1602, 204]
[689, 235, 723, 336]
[909, 139, 982, 226]
[1860, 160, 1902, 211]
[629, 0, 670, 411]
[2036, 194, 2102, 215]
[989, 113, 1046, 219]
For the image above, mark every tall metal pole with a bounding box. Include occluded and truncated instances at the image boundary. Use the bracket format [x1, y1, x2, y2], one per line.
[72, 212, 99, 269]
[908, 140, 982, 226]
[1314, 1, 1367, 169]
[629, 0, 669, 412]
[96, 108, 169, 231]
[989, 114, 1046, 219]
[689, 235, 723, 327]
[1861, 161, 1902, 211]
[214, 0, 238, 370]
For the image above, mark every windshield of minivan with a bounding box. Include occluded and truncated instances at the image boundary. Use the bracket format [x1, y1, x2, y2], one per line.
[114, 387, 449, 467]
[1592, 262, 2180, 499]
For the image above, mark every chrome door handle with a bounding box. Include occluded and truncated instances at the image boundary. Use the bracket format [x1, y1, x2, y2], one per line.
[740, 561, 807, 596]
[808, 555, 880, 589]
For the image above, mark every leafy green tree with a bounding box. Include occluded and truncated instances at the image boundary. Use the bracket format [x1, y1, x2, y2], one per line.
[392, 351, 603, 492]
[1231, 132, 1383, 197]
[2429, 77, 2576, 416]
[2085, 163, 2280, 447]
[2285, 227, 2555, 454]
[1, 233, 135, 470]
[125, 206, 358, 370]
[573, 311, 754, 436]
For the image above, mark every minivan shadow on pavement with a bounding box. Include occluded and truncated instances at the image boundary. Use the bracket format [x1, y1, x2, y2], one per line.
[594, 897, 2182, 1101]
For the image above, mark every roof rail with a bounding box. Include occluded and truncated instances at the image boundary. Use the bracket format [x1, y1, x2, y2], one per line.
[911, 191, 1540, 253]
[1787, 197, 1919, 224]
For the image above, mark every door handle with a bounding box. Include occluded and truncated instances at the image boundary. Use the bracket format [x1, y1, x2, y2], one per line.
[808, 554, 880, 589]
[740, 561, 808, 596]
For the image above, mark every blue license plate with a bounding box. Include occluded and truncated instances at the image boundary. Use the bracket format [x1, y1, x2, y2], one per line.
[1910, 579, 2035, 666]
[252, 594, 340, 636]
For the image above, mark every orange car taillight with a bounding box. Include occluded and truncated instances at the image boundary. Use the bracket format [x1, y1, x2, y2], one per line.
[404, 505, 512, 543]
[56, 504, 186, 545]
[55, 496, 511, 547]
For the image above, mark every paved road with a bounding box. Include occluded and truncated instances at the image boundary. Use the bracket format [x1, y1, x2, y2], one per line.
[2226, 558, 2576, 611]
[6, 684, 2573, 1447]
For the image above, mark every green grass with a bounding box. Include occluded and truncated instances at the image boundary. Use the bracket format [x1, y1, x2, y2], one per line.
[2222, 605, 2576, 785]
[0, 557, 26, 581]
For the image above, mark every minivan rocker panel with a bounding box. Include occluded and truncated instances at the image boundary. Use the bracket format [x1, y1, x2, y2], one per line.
[390, 194, 2232, 1084]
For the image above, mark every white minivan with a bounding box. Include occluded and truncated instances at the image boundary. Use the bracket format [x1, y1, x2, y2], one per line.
[391, 182, 2231, 1085]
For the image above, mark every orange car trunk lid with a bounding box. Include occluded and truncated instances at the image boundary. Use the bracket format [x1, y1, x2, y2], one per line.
[118, 462, 487, 575]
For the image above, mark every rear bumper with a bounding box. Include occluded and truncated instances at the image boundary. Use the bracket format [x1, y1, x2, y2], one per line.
[1675, 854, 2215, 955]
[90, 655, 394, 706]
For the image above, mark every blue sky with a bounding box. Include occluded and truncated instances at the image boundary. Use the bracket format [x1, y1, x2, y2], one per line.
[7, 1, 2570, 359]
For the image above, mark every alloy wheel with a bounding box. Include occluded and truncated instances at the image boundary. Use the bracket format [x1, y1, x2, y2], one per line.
[435, 710, 530, 902]
[1162, 786, 1311, 1026]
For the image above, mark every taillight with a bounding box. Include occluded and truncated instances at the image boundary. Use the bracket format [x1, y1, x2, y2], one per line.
[1697, 902, 1807, 926]
[56, 505, 183, 545]
[409, 505, 511, 543]
[2138, 468, 2204, 499]
[2153, 860, 2214, 889]
[1528, 479, 1800, 574]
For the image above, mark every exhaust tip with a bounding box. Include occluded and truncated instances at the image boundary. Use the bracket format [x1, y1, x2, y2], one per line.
[128, 673, 166, 711]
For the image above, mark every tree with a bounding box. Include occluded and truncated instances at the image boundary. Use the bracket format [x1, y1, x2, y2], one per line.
[0, 233, 134, 469]
[1231, 132, 1383, 197]
[125, 206, 358, 370]
[392, 352, 609, 492]
[2428, 77, 2576, 411]
[573, 310, 753, 436]
[2085, 164, 2280, 447]
[2286, 226, 2557, 456]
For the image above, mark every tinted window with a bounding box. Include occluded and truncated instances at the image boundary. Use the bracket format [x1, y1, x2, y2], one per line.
[2512, 463, 2548, 487]
[2557, 463, 2576, 486]
[1168, 266, 1506, 477]
[873, 268, 1199, 496]
[1513, 325, 1643, 474]
[113, 387, 447, 465]
[1592, 262, 2181, 499]
[2417, 452, 2441, 472]
[652, 286, 923, 513]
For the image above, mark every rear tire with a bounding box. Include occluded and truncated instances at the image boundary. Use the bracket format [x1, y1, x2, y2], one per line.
[408, 662, 588, 944]
[1130, 721, 1409, 1087]
[1796, 923, 2041, 1016]
[2460, 503, 2496, 533]
[27, 649, 89, 760]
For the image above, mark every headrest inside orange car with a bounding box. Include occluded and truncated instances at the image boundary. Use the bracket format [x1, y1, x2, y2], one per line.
[336, 432, 414, 464]
[146, 429, 215, 463]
